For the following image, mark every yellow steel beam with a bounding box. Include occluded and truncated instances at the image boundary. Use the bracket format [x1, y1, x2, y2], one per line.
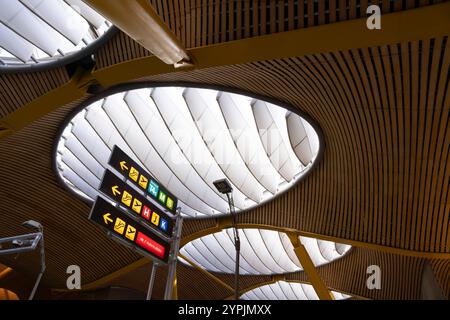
[54, 218, 450, 293]
[53, 257, 150, 292]
[0, 66, 95, 140]
[224, 274, 287, 300]
[67, 219, 450, 293]
[184, 220, 450, 259]
[92, 2, 450, 87]
[178, 253, 234, 293]
[287, 233, 334, 300]
[0, 267, 13, 281]
[82, 0, 191, 66]
[2, 3, 449, 139]
[172, 270, 178, 300]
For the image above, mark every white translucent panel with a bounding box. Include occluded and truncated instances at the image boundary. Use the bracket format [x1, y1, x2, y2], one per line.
[60, 149, 101, 189]
[0, 47, 15, 59]
[0, 0, 110, 65]
[317, 239, 351, 262]
[84, 103, 142, 166]
[0, 23, 35, 62]
[252, 100, 299, 182]
[243, 229, 285, 274]
[181, 245, 223, 273]
[271, 282, 290, 300]
[56, 86, 321, 218]
[211, 231, 259, 275]
[60, 164, 98, 200]
[218, 92, 281, 194]
[63, 135, 104, 179]
[259, 284, 278, 300]
[186, 241, 232, 273]
[198, 235, 236, 272]
[241, 281, 351, 300]
[317, 239, 338, 262]
[71, 119, 112, 166]
[266, 103, 302, 169]
[236, 229, 272, 274]
[259, 230, 300, 271]
[303, 283, 320, 299]
[332, 292, 351, 299]
[244, 290, 260, 300]
[124, 90, 229, 213]
[64, 0, 106, 28]
[335, 243, 352, 256]
[279, 280, 302, 300]
[184, 88, 264, 203]
[152, 87, 249, 210]
[0, 1, 64, 55]
[180, 228, 351, 275]
[21, 0, 89, 44]
[102, 94, 216, 215]
[304, 119, 320, 157]
[286, 112, 314, 166]
[279, 233, 302, 268]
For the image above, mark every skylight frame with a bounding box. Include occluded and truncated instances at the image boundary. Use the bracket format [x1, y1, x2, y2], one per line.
[53, 82, 325, 219]
[0, 0, 117, 73]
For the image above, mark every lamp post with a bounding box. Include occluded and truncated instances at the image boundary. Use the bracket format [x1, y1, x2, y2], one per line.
[213, 179, 240, 300]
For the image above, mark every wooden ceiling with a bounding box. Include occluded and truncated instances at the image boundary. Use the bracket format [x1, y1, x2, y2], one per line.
[0, 1, 448, 299]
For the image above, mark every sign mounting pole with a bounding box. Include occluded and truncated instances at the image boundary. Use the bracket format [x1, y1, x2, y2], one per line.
[164, 207, 183, 300]
[146, 262, 158, 300]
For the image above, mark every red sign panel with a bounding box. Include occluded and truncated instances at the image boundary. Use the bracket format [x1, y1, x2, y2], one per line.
[89, 197, 170, 263]
[136, 232, 166, 259]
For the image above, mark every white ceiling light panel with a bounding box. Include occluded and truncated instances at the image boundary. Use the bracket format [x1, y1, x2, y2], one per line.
[56, 86, 321, 218]
[0, 0, 111, 65]
[241, 281, 351, 300]
[179, 228, 351, 275]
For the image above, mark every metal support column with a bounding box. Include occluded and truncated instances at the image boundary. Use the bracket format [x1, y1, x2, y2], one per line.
[29, 230, 45, 300]
[0, 221, 45, 300]
[288, 233, 334, 300]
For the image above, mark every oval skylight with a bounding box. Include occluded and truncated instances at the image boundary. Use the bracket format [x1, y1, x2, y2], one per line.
[0, 0, 111, 65]
[179, 228, 351, 274]
[55, 86, 321, 218]
[241, 281, 351, 300]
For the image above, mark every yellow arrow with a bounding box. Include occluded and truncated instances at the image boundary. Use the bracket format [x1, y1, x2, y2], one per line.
[103, 213, 113, 225]
[112, 185, 121, 196]
[120, 161, 128, 171]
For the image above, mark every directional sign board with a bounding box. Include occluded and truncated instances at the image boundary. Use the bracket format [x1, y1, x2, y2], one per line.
[89, 197, 170, 263]
[99, 169, 174, 237]
[108, 146, 178, 214]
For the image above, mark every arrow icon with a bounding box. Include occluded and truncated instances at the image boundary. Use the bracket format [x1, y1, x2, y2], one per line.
[112, 185, 121, 196]
[120, 161, 128, 171]
[103, 213, 113, 225]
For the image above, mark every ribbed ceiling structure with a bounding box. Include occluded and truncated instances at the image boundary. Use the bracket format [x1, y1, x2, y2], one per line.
[241, 281, 350, 300]
[180, 228, 351, 275]
[55, 86, 320, 218]
[0, 0, 110, 65]
[0, 1, 448, 301]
